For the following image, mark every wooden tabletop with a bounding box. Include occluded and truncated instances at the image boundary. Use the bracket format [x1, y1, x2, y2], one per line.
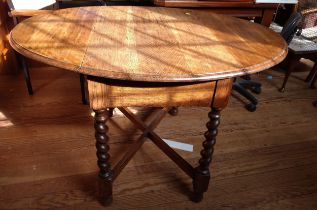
[10, 6, 287, 82]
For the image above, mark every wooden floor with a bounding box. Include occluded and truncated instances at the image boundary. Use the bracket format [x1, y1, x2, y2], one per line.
[0, 60, 316, 210]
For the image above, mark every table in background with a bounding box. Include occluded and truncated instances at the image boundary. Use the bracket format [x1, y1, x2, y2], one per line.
[154, 0, 298, 26]
[153, 0, 278, 26]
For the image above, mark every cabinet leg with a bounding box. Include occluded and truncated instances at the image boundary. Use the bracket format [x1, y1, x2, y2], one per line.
[94, 109, 113, 205]
[192, 108, 220, 202]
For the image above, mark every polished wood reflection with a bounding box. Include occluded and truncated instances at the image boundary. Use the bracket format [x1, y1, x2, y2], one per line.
[10, 6, 287, 82]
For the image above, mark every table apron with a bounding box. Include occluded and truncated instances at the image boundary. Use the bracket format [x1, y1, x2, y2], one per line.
[87, 77, 233, 110]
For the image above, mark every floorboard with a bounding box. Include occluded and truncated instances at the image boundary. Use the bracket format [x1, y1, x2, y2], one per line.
[0, 60, 316, 209]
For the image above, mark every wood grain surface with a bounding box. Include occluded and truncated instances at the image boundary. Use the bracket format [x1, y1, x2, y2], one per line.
[9, 6, 287, 82]
[87, 78, 218, 109]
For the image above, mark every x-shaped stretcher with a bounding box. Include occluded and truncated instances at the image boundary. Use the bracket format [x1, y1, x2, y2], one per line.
[87, 76, 233, 205]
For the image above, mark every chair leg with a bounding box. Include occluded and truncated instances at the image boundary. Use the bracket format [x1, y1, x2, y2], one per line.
[310, 70, 317, 88]
[279, 55, 300, 92]
[305, 63, 317, 82]
[305, 63, 317, 88]
[80, 74, 88, 104]
[20, 55, 33, 95]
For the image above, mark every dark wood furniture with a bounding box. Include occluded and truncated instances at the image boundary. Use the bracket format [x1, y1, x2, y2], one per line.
[281, 51, 317, 91]
[279, 7, 317, 92]
[0, 0, 17, 74]
[6, 0, 56, 95]
[9, 6, 287, 205]
[7, 1, 88, 102]
[153, 0, 278, 26]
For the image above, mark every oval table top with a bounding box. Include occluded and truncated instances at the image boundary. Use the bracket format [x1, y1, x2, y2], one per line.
[10, 6, 287, 82]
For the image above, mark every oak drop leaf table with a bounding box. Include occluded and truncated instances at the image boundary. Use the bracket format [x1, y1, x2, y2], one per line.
[9, 6, 287, 205]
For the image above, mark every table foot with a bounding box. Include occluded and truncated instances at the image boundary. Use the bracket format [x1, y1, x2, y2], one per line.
[192, 108, 220, 201]
[101, 196, 113, 206]
[94, 109, 113, 204]
[191, 192, 203, 203]
[98, 178, 113, 206]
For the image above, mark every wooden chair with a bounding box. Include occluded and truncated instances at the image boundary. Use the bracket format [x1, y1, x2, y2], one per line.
[7, 0, 57, 24]
[7, 0, 88, 103]
[279, 7, 317, 92]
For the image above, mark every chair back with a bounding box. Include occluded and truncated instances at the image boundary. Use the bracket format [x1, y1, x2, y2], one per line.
[280, 12, 303, 44]
[7, 0, 56, 10]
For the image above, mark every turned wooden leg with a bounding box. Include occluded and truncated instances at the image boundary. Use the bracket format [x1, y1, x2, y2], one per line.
[192, 108, 220, 202]
[94, 109, 113, 205]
